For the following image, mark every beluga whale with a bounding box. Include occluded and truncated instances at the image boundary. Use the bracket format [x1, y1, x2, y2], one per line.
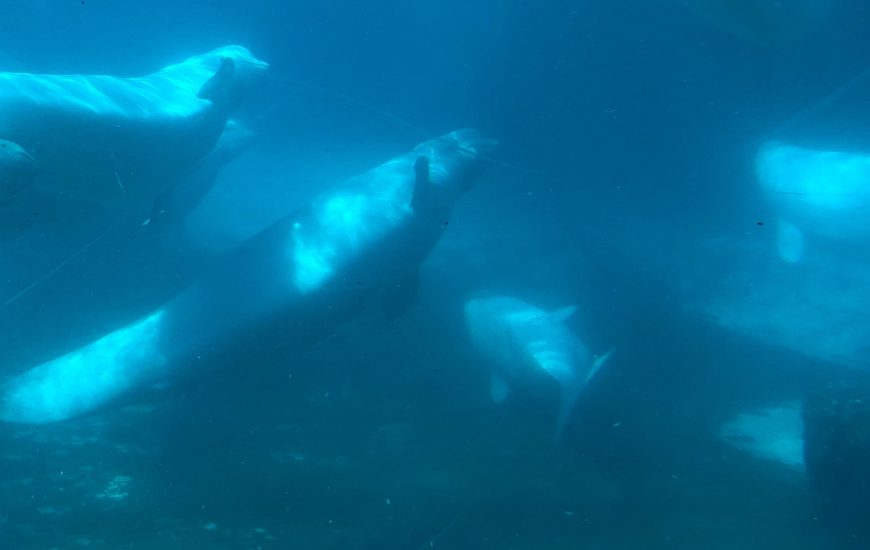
[0, 129, 496, 424]
[0, 45, 268, 214]
[755, 140, 870, 262]
[463, 296, 613, 440]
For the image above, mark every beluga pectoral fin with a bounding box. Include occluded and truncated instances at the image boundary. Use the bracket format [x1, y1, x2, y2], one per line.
[410, 155, 432, 212]
[410, 154, 450, 226]
[196, 57, 237, 107]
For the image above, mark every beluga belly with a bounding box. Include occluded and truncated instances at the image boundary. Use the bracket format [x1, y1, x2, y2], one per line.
[0, 129, 496, 424]
[464, 296, 613, 441]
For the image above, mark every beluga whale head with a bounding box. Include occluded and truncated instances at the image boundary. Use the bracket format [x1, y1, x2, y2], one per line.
[411, 129, 498, 207]
[188, 45, 271, 87]
[0, 139, 37, 202]
[157, 45, 270, 113]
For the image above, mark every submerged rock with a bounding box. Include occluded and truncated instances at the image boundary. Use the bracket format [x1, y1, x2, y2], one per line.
[718, 401, 805, 472]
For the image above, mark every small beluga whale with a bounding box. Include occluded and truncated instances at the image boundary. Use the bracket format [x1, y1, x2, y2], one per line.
[755, 141, 870, 263]
[463, 296, 613, 440]
[0, 129, 495, 424]
[0, 45, 268, 213]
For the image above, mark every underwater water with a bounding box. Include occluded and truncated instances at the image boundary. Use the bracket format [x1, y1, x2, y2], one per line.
[2, 0, 870, 548]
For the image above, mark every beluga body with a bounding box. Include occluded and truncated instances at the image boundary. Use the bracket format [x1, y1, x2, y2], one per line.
[0, 129, 496, 424]
[0, 45, 268, 210]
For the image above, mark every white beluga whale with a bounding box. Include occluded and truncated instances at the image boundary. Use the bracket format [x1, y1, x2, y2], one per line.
[0, 139, 37, 202]
[0, 129, 496, 424]
[0, 45, 268, 213]
[463, 296, 613, 440]
[756, 140, 870, 262]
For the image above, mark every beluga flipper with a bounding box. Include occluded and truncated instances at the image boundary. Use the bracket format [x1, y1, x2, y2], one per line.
[196, 57, 236, 102]
[379, 155, 439, 321]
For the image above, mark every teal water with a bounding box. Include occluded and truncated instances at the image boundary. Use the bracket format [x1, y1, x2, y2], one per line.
[2, 1, 870, 548]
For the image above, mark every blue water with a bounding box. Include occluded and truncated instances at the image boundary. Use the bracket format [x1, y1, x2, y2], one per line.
[2, 1, 870, 548]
